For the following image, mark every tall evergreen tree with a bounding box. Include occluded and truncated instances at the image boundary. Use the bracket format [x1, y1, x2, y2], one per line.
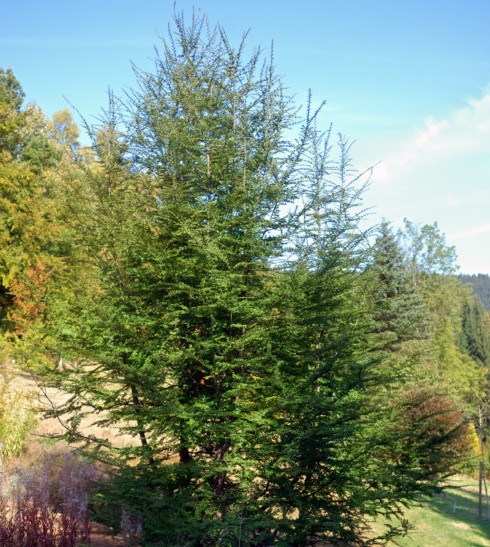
[49, 13, 301, 543]
[369, 222, 426, 356]
[458, 274, 490, 311]
[460, 296, 490, 368]
[43, 12, 471, 545]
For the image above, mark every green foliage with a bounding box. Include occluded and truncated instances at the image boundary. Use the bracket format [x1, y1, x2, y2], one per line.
[0, 382, 36, 461]
[394, 220, 484, 407]
[1, 15, 479, 547]
[369, 222, 427, 359]
[0, 69, 24, 112]
[458, 273, 490, 311]
[398, 218, 458, 284]
[0, 68, 26, 156]
[0, 68, 77, 339]
[459, 296, 490, 367]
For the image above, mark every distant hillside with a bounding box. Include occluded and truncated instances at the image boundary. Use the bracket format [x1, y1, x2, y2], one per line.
[458, 273, 490, 310]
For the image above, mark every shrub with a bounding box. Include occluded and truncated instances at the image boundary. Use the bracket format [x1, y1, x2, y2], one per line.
[395, 387, 473, 477]
[0, 382, 36, 461]
[0, 452, 100, 545]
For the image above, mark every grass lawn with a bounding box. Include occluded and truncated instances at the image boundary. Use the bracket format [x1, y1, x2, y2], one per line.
[372, 476, 490, 546]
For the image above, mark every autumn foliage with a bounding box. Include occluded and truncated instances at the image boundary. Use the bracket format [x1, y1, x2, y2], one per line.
[396, 387, 474, 475]
[9, 262, 50, 334]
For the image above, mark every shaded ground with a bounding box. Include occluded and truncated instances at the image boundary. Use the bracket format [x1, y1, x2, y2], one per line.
[90, 523, 124, 546]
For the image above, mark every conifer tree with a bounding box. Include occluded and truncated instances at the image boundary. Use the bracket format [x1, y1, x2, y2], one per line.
[369, 221, 426, 356]
[44, 12, 472, 545]
[460, 296, 490, 368]
[49, 14, 301, 542]
[396, 219, 479, 393]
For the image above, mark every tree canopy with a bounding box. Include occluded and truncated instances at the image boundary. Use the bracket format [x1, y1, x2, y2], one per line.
[0, 10, 485, 546]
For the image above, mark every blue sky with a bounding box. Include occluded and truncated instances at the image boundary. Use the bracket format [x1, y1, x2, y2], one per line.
[2, 0, 490, 273]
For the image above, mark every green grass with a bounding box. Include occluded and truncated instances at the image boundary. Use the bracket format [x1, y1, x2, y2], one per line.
[373, 476, 490, 546]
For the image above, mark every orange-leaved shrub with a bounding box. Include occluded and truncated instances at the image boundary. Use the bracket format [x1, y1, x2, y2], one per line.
[395, 386, 473, 477]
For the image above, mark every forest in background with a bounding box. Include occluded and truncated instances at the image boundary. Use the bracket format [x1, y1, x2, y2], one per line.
[459, 274, 490, 311]
[1, 11, 490, 546]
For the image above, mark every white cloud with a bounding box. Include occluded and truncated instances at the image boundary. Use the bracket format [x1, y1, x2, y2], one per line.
[450, 223, 490, 241]
[362, 88, 490, 274]
[376, 91, 490, 183]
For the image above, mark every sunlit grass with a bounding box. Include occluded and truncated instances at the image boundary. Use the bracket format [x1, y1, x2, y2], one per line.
[372, 476, 490, 546]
